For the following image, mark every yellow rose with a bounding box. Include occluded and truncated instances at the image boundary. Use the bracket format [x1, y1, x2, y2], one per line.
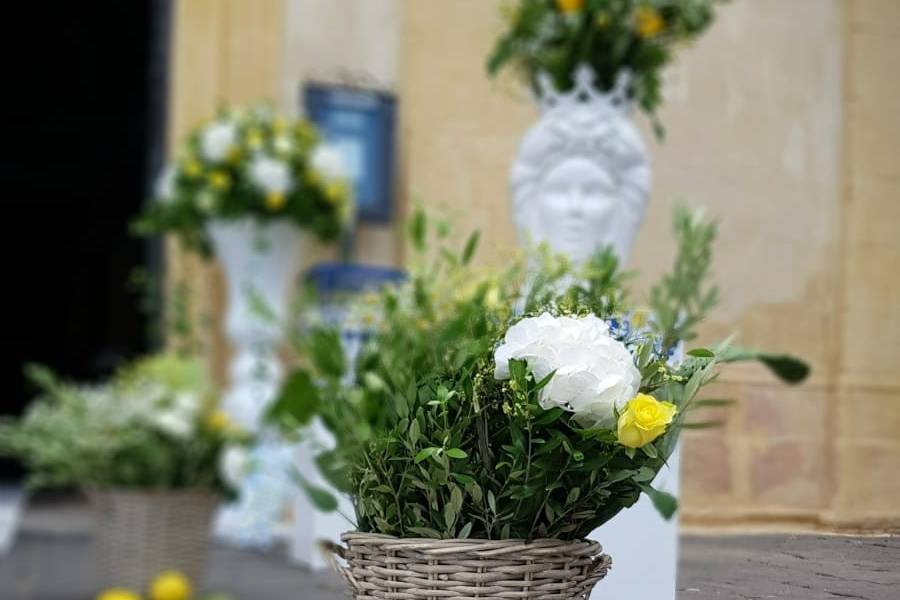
[617, 394, 677, 448]
[556, 0, 584, 14]
[150, 571, 192, 600]
[265, 191, 286, 211]
[635, 6, 664, 39]
[97, 589, 141, 600]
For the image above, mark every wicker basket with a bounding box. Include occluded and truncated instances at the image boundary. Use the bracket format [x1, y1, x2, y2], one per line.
[333, 531, 612, 600]
[90, 489, 218, 591]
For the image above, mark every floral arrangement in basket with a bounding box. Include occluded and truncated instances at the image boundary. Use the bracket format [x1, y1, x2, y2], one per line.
[0, 353, 250, 495]
[488, 0, 728, 132]
[269, 207, 807, 597]
[134, 103, 354, 256]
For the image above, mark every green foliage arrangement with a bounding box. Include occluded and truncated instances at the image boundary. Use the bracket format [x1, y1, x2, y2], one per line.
[488, 0, 727, 131]
[0, 354, 250, 494]
[270, 207, 808, 540]
[133, 103, 354, 256]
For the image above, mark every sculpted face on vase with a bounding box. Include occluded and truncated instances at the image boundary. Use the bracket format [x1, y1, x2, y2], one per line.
[531, 156, 622, 265]
[510, 67, 651, 266]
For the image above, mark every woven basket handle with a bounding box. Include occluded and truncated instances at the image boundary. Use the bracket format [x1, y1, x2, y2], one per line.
[320, 539, 358, 589]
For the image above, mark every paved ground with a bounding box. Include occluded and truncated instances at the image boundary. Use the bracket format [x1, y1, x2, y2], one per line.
[1, 502, 897, 599]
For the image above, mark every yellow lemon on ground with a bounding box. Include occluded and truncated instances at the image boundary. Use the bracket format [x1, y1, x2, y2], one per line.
[150, 571, 192, 600]
[97, 588, 142, 600]
[617, 393, 678, 448]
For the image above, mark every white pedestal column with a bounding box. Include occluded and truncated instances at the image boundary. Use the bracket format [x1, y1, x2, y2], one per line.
[206, 218, 307, 547]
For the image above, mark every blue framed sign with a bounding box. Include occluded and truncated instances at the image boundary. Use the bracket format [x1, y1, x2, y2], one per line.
[303, 82, 397, 223]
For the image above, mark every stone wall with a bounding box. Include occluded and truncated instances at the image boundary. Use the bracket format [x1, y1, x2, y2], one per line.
[166, 0, 900, 530]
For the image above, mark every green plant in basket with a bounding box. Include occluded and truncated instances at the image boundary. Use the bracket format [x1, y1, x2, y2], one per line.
[0, 354, 251, 496]
[271, 207, 808, 540]
[133, 103, 354, 256]
[488, 0, 728, 134]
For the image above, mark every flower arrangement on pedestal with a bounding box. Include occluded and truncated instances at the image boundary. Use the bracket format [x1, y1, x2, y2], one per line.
[132, 104, 357, 546]
[0, 354, 252, 592]
[269, 208, 807, 599]
[488, 0, 728, 131]
[134, 103, 353, 257]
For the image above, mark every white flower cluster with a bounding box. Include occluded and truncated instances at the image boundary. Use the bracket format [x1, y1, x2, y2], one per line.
[126, 381, 202, 440]
[494, 312, 640, 428]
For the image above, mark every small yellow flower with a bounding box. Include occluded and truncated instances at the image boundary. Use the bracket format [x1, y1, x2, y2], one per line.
[245, 128, 264, 149]
[225, 145, 242, 164]
[484, 285, 501, 310]
[324, 181, 348, 206]
[556, 0, 584, 15]
[265, 191, 286, 211]
[272, 116, 288, 133]
[297, 121, 316, 140]
[96, 589, 141, 600]
[150, 571, 192, 600]
[183, 158, 202, 178]
[595, 11, 610, 28]
[617, 393, 677, 448]
[208, 170, 231, 191]
[207, 409, 231, 433]
[630, 309, 649, 329]
[635, 6, 664, 39]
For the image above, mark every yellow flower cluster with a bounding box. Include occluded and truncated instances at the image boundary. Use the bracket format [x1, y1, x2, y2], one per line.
[635, 6, 664, 39]
[556, 0, 584, 15]
[617, 393, 677, 448]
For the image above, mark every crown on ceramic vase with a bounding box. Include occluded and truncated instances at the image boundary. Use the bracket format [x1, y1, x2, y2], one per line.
[535, 63, 633, 115]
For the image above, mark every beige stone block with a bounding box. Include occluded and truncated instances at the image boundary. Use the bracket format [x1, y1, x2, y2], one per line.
[833, 440, 900, 520]
[748, 438, 827, 511]
[741, 383, 829, 440]
[838, 387, 900, 443]
[681, 430, 735, 501]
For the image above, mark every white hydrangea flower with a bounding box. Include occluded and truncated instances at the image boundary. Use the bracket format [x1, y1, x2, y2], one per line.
[494, 312, 640, 428]
[219, 445, 251, 488]
[311, 144, 347, 180]
[273, 134, 293, 155]
[250, 155, 292, 194]
[201, 121, 237, 161]
[196, 191, 217, 213]
[153, 410, 194, 439]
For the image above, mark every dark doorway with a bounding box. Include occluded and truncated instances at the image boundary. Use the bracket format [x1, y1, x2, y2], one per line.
[0, 2, 171, 480]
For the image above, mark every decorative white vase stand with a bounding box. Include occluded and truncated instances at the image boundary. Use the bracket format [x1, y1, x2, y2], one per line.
[206, 218, 307, 547]
[510, 65, 678, 600]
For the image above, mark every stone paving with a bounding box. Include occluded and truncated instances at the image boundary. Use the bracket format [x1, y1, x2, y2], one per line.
[1, 503, 897, 599]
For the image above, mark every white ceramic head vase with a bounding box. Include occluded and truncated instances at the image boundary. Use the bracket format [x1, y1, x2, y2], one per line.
[511, 65, 651, 265]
